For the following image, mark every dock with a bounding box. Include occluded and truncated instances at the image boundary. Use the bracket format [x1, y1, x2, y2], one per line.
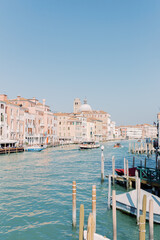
[106, 171, 160, 191]
[0, 147, 24, 154]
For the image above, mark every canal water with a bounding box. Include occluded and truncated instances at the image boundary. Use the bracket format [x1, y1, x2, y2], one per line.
[0, 140, 159, 240]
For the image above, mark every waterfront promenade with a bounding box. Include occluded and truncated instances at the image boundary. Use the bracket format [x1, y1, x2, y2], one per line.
[0, 140, 159, 239]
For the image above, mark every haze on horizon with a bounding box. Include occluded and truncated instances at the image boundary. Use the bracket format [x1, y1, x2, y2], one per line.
[0, 0, 160, 126]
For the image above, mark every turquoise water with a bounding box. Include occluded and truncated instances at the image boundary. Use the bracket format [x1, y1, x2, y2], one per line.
[0, 140, 159, 240]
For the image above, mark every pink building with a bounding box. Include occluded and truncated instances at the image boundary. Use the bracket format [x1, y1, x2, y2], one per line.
[0, 94, 57, 146]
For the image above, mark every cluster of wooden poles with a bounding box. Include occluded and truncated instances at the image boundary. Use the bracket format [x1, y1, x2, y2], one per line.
[73, 179, 154, 240]
[108, 170, 154, 240]
[72, 181, 98, 239]
[111, 155, 149, 189]
[129, 142, 155, 155]
[72, 147, 155, 239]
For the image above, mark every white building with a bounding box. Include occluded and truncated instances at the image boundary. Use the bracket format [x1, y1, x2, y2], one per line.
[126, 126, 142, 139]
[86, 118, 95, 141]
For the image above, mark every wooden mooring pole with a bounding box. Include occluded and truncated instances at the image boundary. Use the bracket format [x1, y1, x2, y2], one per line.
[101, 145, 104, 182]
[144, 158, 147, 168]
[126, 159, 129, 190]
[142, 195, 147, 221]
[133, 156, 135, 168]
[112, 190, 117, 240]
[87, 213, 95, 240]
[149, 199, 154, 240]
[136, 176, 140, 224]
[139, 214, 146, 240]
[92, 185, 96, 232]
[124, 158, 126, 176]
[112, 156, 115, 185]
[129, 143, 131, 153]
[108, 175, 111, 209]
[72, 181, 76, 227]
[79, 204, 84, 240]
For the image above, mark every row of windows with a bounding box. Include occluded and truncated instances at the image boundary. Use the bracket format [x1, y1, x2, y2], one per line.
[59, 121, 82, 126]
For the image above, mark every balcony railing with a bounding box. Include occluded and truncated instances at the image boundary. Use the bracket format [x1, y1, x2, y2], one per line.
[137, 166, 160, 184]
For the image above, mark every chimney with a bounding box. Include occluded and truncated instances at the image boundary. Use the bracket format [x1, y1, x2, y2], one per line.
[0, 94, 8, 101]
[43, 99, 46, 106]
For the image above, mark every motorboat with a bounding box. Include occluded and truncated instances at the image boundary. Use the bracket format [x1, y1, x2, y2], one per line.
[25, 146, 44, 152]
[114, 143, 121, 148]
[79, 141, 100, 149]
[115, 167, 137, 176]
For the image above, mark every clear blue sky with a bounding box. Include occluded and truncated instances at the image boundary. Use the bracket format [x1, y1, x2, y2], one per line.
[0, 0, 160, 125]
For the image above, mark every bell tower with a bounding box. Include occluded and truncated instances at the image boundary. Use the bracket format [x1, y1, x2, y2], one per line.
[73, 98, 81, 114]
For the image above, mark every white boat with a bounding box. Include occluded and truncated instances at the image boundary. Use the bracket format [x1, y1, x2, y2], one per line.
[25, 146, 44, 152]
[112, 189, 160, 223]
[79, 141, 100, 149]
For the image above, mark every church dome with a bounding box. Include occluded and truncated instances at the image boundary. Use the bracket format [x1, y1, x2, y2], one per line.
[79, 98, 92, 112]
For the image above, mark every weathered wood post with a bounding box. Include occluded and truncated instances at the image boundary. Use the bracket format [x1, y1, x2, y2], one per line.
[8, 146, 10, 154]
[124, 158, 126, 176]
[149, 143, 151, 155]
[132, 143, 134, 153]
[142, 195, 147, 221]
[133, 156, 135, 168]
[112, 156, 115, 185]
[79, 204, 84, 240]
[129, 143, 131, 153]
[149, 199, 154, 240]
[141, 143, 143, 154]
[145, 143, 147, 154]
[87, 213, 95, 240]
[72, 181, 76, 227]
[137, 177, 141, 224]
[108, 175, 111, 209]
[112, 190, 117, 240]
[101, 145, 104, 182]
[92, 185, 96, 232]
[135, 169, 138, 183]
[144, 158, 146, 168]
[139, 215, 146, 240]
[126, 159, 129, 189]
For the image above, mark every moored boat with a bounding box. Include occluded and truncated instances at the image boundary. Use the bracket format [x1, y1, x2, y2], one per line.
[79, 141, 100, 149]
[115, 167, 137, 176]
[25, 146, 44, 152]
[113, 189, 160, 223]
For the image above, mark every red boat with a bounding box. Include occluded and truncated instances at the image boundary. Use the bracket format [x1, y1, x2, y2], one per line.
[115, 167, 137, 177]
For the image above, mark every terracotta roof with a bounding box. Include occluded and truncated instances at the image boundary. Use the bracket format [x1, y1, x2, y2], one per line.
[11, 97, 28, 101]
[68, 117, 81, 122]
[2, 100, 20, 107]
[87, 117, 102, 122]
[82, 110, 107, 114]
[54, 113, 72, 116]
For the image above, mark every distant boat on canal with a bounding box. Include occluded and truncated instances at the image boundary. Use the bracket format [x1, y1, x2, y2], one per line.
[114, 143, 121, 148]
[79, 141, 100, 149]
[25, 146, 44, 152]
